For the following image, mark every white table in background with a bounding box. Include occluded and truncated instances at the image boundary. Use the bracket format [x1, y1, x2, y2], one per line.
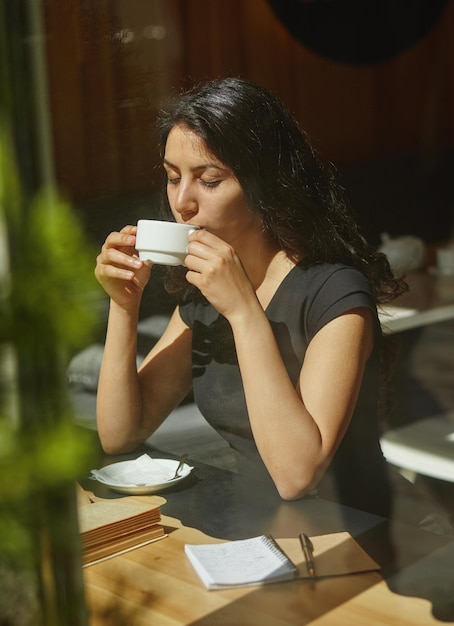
[379, 271, 454, 334]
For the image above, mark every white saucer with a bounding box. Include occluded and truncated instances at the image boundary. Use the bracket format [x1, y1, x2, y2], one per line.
[90, 456, 193, 495]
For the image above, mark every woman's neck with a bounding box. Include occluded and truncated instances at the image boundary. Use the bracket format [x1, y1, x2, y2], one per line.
[241, 241, 296, 310]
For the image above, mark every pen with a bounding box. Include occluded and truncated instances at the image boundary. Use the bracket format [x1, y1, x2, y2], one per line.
[299, 533, 316, 578]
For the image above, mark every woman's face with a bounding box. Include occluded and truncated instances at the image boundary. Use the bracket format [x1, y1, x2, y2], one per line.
[163, 125, 261, 246]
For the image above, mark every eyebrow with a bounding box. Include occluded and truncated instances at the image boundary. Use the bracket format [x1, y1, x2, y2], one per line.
[163, 158, 226, 173]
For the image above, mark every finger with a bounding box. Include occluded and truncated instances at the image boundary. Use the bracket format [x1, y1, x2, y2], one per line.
[185, 268, 203, 289]
[186, 237, 226, 262]
[102, 247, 143, 270]
[100, 264, 136, 282]
[103, 231, 136, 252]
[187, 228, 222, 252]
[119, 224, 137, 236]
[97, 259, 152, 287]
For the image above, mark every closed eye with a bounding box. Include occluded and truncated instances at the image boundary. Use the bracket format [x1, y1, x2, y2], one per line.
[200, 179, 221, 188]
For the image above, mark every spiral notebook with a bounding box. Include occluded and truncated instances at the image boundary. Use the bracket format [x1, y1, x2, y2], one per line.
[184, 534, 298, 589]
[185, 532, 380, 590]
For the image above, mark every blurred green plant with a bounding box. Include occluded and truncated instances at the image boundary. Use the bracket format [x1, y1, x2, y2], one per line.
[0, 117, 100, 625]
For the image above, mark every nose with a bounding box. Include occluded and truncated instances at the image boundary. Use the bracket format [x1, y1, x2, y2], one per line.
[172, 180, 198, 221]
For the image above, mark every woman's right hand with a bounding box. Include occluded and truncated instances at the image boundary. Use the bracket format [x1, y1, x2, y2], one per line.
[95, 225, 152, 308]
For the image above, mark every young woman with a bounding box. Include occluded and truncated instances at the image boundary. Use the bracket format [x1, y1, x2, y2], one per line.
[95, 77, 406, 516]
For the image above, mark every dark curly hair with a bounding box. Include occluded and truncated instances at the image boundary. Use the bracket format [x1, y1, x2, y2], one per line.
[156, 77, 406, 306]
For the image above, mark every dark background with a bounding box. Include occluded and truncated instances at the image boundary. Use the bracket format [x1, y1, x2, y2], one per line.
[5, 0, 454, 314]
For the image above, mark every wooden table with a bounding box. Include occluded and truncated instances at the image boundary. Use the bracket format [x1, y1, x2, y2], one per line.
[379, 271, 454, 333]
[82, 461, 454, 625]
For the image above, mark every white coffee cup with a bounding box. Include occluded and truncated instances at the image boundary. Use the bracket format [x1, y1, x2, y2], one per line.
[436, 247, 454, 276]
[135, 220, 198, 266]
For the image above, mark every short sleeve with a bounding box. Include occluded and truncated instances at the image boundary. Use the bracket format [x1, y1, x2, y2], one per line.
[305, 266, 376, 341]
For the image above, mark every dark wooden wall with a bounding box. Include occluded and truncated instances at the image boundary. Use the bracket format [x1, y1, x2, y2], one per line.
[177, 0, 454, 161]
[42, 0, 454, 244]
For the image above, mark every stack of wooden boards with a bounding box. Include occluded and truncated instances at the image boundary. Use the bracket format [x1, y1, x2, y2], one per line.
[77, 485, 166, 566]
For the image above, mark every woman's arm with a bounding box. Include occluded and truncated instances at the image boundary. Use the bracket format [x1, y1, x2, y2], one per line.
[97, 305, 193, 454]
[95, 225, 193, 454]
[229, 303, 373, 500]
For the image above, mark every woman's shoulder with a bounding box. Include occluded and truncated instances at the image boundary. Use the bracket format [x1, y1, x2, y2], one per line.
[291, 260, 370, 292]
[299, 262, 374, 314]
[269, 261, 373, 316]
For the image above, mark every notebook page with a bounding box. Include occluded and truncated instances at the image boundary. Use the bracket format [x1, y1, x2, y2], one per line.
[185, 535, 297, 589]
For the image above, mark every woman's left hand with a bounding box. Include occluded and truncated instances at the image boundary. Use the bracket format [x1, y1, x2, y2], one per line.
[185, 229, 257, 319]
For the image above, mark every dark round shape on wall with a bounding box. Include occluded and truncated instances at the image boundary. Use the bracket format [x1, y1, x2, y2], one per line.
[267, 0, 448, 64]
